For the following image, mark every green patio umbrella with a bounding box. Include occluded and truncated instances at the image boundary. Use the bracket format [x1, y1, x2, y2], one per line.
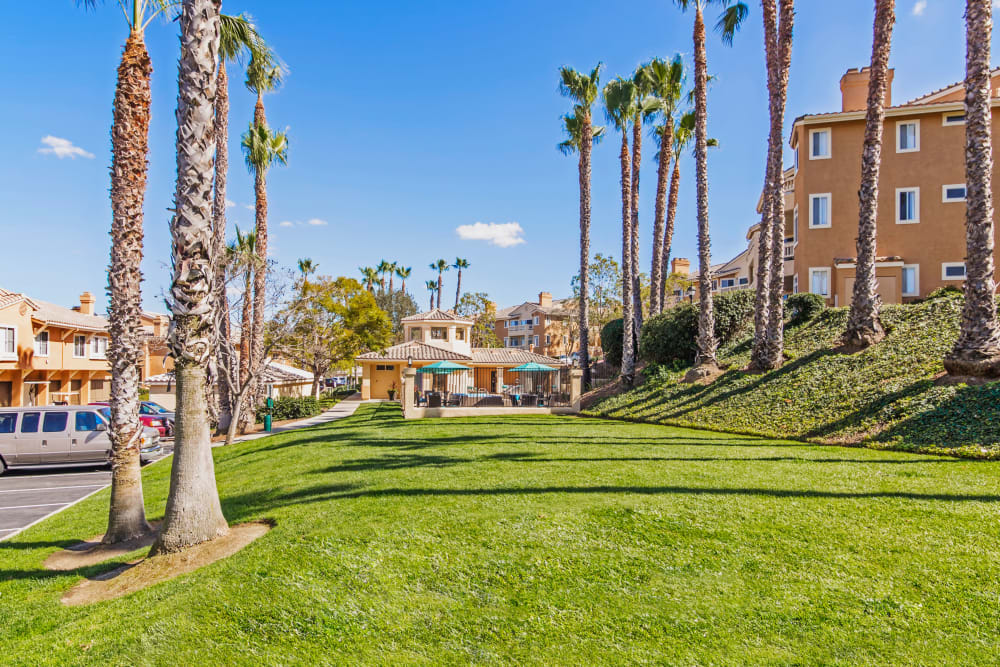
[509, 362, 557, 372]
[416, 360, 472, 374]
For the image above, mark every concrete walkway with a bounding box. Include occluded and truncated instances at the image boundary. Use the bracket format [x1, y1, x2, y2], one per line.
[229, 394, 362, 443]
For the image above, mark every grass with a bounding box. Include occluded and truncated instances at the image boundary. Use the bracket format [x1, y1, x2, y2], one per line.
[2, 403, 1000, 664]
[587, 291, 1000, 458]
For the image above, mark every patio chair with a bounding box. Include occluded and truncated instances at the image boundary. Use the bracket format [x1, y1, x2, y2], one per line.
[428, 393, 442, 408]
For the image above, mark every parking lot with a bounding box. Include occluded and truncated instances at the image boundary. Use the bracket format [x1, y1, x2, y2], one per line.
[0, 442, 173, 542]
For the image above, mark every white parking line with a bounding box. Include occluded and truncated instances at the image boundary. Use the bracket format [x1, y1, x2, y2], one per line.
[0, 503, 70, 510]
[3, 471, 109, 480]
[0, 484, 107, 494]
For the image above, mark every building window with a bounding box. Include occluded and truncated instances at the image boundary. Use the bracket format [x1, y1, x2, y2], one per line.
[90, 379, 104, 391]
[896, 120, 919, 153]
[720, 278, 736, 289]
[902, 264, 920, 297]
[90, 336, 108, 359]
[375, 364, 395, 371]
[504, 337, 509, 347]
[942, 184, 967, 202]
[533, 316, 539, 326]
[532, 335, 539, 347]
[809, 268, 831, 296]
[808, 128, 831, 159]
[896, 187, 920, 224]
[942, 262, 967, 280]
[809, 193, 831, 228]
[456, 328, 465, 341]
[503, 320, 507, 329]
[430, 327, 448, 341]
[0, 326, 15, 360]
[73, 335, 87, 358]
[546, 334, 551, 345]
[793, 274, 799, 293]
[34, 331, 49, 357]
[793, 205, 799, 241]
[942, 112, 966, 126]
[739, 277, 749, 286]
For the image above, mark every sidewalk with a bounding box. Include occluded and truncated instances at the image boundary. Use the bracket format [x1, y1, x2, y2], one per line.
[229, 394, 363, 443]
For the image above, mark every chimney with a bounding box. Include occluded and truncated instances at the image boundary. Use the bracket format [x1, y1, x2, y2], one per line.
[840, 67, 893, 112]
[671, 258, 691, 276]
[79, 292, 96, 316]
[538, 291, 552, 309]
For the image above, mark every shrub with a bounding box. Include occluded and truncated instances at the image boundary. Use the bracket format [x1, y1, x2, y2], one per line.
[786, 292, 826, 325]
[601, 318, 625, 367]
[640, 289, 756, 366]
[928, 285, 962, 300]
[256, 396, 321, 423]
[713, 289, 756, 342]
[138, 387, 150, 401]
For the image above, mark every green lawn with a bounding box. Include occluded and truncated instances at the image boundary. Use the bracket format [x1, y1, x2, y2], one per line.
[3, 403, 1000, 664]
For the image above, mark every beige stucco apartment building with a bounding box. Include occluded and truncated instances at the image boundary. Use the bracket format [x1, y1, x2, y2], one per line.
[494, 292, 576, 359]
[789, 66, 1000, 306]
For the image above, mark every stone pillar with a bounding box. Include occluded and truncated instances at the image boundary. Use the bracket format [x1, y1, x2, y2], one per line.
[402, 367, 416, 418]
[360, 364, 372, 400]
[570, 369, 583, 413]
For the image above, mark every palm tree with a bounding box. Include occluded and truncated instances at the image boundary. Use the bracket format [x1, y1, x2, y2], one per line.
[453, 258, 470, 309]
[430, 259, 449, 309]
[673, 0, 748, 378]
[79, 0, 171, 545]
[658, 111, 695, 303]
[228, 227, 261, 434]
[297, 257, 317, 282]
[604, 77, 638, 386]
[630, 64, 653, 335]
[945, 0, 1000, 378]
[396, 265, 412, 294]
[843, 0, 895, 349]
[559, 63, 603, 388]
[425, 280, 438, 311]
[213, 13, 265, 436]
[387, 261, 398, 294]
[152, 0, 228, 555]
[643, 56, 685, 314]
[376, 260, 391, 293]
[359, 266, 377, 292]
[750, 0, 795, 371]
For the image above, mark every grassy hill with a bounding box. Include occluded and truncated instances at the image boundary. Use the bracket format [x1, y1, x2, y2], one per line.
[585, 291, 1000, 458]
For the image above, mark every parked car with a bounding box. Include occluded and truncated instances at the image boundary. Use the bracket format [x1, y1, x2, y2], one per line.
[141, 401, 175, 435]
[89, 401, 173, 437]
[0, 406, 162, 473]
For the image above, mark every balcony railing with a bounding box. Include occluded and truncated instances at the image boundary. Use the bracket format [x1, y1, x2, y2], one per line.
[784, 240, 796, 260]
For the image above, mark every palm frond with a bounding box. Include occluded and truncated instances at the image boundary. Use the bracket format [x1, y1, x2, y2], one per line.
[602, 77, 637, 132]
[715, 1, 749, 45]
[240, 123, 290, 174]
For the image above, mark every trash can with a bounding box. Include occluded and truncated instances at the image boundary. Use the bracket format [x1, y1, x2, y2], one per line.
[264, 396, 274, 432]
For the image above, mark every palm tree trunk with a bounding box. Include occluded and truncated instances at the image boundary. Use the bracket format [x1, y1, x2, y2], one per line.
[762, 0, 796, 368]
[429, 292, 434, 310]
[213, 59, 233, 434]
[455, 270, 461, 310]
[945, 0, 1000, 377]
[690, 6, 718, 371]
[579, 112, 594, 388]
[250, 165, 268, 414]
[650, 117, 673, 315]
[630, 117, 643, 338]
[620, 131, 635, 385]
[237, 271, 252, 432]
[152, 0, 229, 556]
[844, 0, 895, 348]
[104, 31, 153, 544]
[660, 157, 682, 303]
[437, 270, 443, 309]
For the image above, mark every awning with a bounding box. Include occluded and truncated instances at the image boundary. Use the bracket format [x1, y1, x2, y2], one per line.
[509, 362, 557, 372]
[416, 360, 472, 374]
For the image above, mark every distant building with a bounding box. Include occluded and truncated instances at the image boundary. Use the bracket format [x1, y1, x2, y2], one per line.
[494, 292, 576, 358]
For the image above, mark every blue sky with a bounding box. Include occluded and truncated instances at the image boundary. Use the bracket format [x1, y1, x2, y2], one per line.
[0, 0, 989, 313]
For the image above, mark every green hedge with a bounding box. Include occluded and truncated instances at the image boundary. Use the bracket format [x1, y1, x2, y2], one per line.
[640, 289, 756, 366]
[600, 318, 625, 367]
[256, 396, 322, 424]
[786, 292, 826, 325]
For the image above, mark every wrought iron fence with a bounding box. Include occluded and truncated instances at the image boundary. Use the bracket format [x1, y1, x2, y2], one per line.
[411, 367, 572, 408]
[587, 361, 620, 391]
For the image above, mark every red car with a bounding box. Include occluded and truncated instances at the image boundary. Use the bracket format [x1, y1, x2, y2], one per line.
[90, 402, 173, 437]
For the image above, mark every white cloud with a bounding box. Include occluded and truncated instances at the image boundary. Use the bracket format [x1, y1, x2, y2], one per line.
[278, 218, 328, 229]
[306, 218, 328, 226]
[225, 198, 236, 209]
[456, 221, 526, 248]
[912, 0, 927, 16]
[244, 203, 254, 211]
[37, 135, 94, 159]
[279, 221, 295, 228]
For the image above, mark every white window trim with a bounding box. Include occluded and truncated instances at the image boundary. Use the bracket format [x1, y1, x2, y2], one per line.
[504, 337, 509, 347]
[808, 193, 832, 229]
[533, 316, 539, 326]
[0, 325, 16, 361]
[902, 264, 920, 297]
[73, 334, 87, 358]
[895, 119, 920, 153]
[808, 127, 832, 160]
[809, 267, 831, 297]
[895, 187, 920, 224]
[942, 112, 966, 127]
[90, 335, 109, 359]
[942, 262, 967, 281]
[793, 273, 799, 293]
[942, 184, 967, 203]
[793, 205, 799, 241]
[33, 331, 49, 358]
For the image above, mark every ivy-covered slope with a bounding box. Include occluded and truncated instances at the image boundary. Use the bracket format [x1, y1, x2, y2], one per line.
[585, 292, 1000, 458]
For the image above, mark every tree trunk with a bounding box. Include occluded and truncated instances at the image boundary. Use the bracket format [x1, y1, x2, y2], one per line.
[579, 111, 593, 388]
[429, 292, 434, 310]
[620, 131, 635, 385]
[945, 0, 1000, 377]
[237, 271, 253, 433]
[691, 6, 718, 370]
[213, 59, 233, 434]
[152, 0, 229, 556]
[630, 116, 644, 339]
[437, 270, 443, 309]
[844, 0, 895, 349]
[104, 31, 153, 544]
[249, 164, 267, 416]
[650, 115, 673, 315]
[660, 157, 682, 303]
[312, 374, 322, 399]
[454, 269, 462, 310]
[762, 0, 796, 368]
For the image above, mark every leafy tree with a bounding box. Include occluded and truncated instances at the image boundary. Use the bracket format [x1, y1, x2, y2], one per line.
[457, 292, 502, 348]
[571, 253, 623, 331]
[375, 289, 418, 342]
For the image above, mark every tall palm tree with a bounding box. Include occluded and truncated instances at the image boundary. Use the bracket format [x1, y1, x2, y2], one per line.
[559, 63, 603, 388]
[430, 259, 449, 309]
[152, 0, 228, 556]
[396, 265, 412, 294]
[945, 0, 1000, 378]
[750, 0, 795, 371]
[212, 12, 266, 436]
[453, 258, 470, 309]
[227, 227, 261, 434]
[673, 0, 748, 377]
[359, 266, 377, 292]
[79, 0, 172, 545]
[844, 0, 895, 349]
[630, 64, 653, 335]
[643, 55, 685, 314]
[387, 261, 398, 293]
[425, 280, 438, 311]
[376, 260, 391, 293]
[658, 111, 695, 303]
[297, 257, 317, 282]
[604, 77, 638, 386]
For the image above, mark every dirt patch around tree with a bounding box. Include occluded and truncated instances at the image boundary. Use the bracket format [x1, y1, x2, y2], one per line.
[60, 520, 273, 607]
[45, 522, 162, 571]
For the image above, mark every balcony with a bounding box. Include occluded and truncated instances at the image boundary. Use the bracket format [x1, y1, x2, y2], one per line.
[784, 240, 795, 260]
